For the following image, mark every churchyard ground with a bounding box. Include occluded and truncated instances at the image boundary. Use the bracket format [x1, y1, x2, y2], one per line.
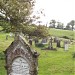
[0, 29, 75, 75]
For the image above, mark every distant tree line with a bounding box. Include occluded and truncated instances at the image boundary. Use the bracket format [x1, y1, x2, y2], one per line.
[49, 19, 75, 31]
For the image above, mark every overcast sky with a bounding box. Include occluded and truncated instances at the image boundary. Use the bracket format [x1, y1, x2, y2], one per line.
[33, 0, 75, 26]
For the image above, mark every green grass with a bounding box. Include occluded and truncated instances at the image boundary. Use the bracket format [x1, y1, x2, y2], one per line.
[0, 30, 75, 75]
[0, 32, 14, 52]
[48, 28, 75, 39]
[33, 43, 75, 75]
[0, 26, 3, 31]
[0, 32, 14, 75]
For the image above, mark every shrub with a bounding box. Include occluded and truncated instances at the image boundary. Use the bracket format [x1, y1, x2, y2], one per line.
[62, 36, 70, 39]
[35, 43, 45, 47]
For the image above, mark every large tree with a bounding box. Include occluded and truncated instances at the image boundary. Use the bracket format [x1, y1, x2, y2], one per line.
[65, 23, 71, 30]
[56, 22, 64, 29]
[32, 25, 49, 38]
[0, 0, 35, 32]
[22, 24, 49, 38]
[68, 20, 75, 31]
[49, 19, 56, 28]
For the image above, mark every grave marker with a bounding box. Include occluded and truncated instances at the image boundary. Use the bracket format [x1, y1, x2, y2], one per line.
[64, 40, 69, 51]
[48, 37, 53, 49]
[54, 37, 58, 42]
[29, 39, 33, 45]
[41, 38, 47, 44]
[34, 38, 39, 45]
[4, 35, 39, 75]
[56, 39, 61, 47]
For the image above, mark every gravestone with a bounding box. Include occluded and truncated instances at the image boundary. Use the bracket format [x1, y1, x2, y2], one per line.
[34, 38, 39, 45]
[41, 38, 47, 44]
[29, 39, 33, 45]
[4, 35, 39, 75]
[54, 37, 58, 42]
[48, 37, 53, 49]
[56, 39, 61, 47]
[64, 40, 69, 51]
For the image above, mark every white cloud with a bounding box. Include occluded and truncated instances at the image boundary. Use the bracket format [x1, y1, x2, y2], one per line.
[33, 0, 75, 26]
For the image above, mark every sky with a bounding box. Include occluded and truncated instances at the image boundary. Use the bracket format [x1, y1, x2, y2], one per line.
[33, 0, 75, 26]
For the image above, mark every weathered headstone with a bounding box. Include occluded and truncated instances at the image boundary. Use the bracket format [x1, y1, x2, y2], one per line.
[4, 35, 39, 75]
[48, 37, 53, 49]
[54, 37, 58, 42]
[64, 40, 69, 51]
[29, 39, 33, 45]
[34, 38, 39, 45]
[56, 39, 61, 47]
[41, 38, 47, 44]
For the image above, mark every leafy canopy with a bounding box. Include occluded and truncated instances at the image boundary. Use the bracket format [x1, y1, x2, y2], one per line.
[0, 0, 35, 32]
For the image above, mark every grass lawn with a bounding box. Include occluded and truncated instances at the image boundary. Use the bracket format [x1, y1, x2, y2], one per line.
[48, 28, 75, 40]
[0, 31, 75, 75]
[37, 46, 74, 75]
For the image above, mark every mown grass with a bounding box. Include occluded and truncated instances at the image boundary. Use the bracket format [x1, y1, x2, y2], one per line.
[48, 28, 75, 40]
[0, 31, 75, 75]
[0, 32, 14, 75]
[0, 32, 14, 52]
[33, 43, 75, 75]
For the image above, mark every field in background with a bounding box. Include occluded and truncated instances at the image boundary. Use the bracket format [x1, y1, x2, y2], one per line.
[48, 28, 75, 40]
[0, 29, 75, 75]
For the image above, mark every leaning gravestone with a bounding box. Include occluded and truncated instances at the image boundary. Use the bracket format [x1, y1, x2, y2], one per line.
[4, 34, 39, 75]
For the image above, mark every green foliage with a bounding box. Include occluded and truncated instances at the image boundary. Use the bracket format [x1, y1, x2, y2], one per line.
[61, 36, 70, 39]
[32, 25, 49, 38]
[66, 23, 72, 30]
[68, 20, 75, 30]
[0, 20, 11, 32]
[0, 0, 35, 32]
[49, 19, 56, 28]
[22, 24, 37, 36]
[56, 22, 64, 29]
[22, 25, 49, 38]
[35, 43, 45, 47]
